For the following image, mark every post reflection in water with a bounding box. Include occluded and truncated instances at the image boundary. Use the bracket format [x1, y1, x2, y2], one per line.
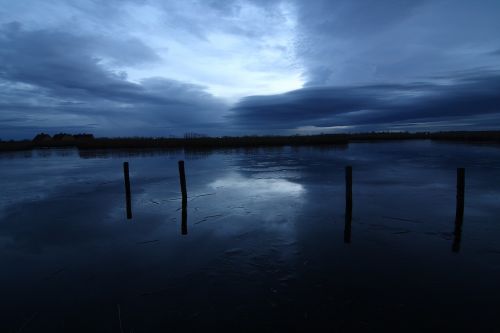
[452, 219, 462, 253]
[178, 160, 188, 235]
[344, 166, 353, 243]
[344, 211, 352, 243]
[453, 168, 465, 252]
[181, 196, 188, 235]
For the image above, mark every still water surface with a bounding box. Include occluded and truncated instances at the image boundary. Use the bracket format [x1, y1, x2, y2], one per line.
[1, 141, 499, 331]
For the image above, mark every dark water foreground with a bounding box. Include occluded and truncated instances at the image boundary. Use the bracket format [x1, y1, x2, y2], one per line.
[1, 141, 499, 332]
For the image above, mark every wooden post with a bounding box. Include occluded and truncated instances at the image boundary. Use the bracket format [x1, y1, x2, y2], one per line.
[178, 160, 187, 199]
[178, 160, 188, 235]
[344, 166, 352, 243]
[123, 162, 132, 219]
[453, 167, 465, 252]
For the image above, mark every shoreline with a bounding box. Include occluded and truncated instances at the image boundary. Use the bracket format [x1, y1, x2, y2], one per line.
[1, 131, 500, 152]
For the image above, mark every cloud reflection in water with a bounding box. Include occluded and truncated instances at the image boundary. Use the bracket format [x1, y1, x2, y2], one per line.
[209, 173, 305, 199]
[202, 172, 306, 239]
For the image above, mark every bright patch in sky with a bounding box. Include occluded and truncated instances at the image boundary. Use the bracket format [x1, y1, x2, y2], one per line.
[122, 1, 304, 101]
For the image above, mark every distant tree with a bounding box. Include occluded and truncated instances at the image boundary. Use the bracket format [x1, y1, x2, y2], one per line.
[184, 132, 207, 139]
[74, 133, 95, 141]
[32, 133, 52, 142]
[53, 133, 75, 141]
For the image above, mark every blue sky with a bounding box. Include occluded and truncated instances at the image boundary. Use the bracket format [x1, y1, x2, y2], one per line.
[1, 0, 500, 139]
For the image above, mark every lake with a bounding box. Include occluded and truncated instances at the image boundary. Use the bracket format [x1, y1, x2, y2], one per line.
[1, 140, 499, 332]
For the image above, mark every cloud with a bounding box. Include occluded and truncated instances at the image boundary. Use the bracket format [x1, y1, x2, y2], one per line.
[292, 0, 500, 86]
[1, 0, 500, 138]
[229, 70, 500, 132]
[490, 48, 500, 56]
[0, 22, 228, 138]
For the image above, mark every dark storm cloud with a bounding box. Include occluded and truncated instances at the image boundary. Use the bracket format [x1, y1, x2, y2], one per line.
[490, 49, 500, 56]
[229, 70, 500, 131]
[292, 0, 500, 86]
[0, 22, 227, 138]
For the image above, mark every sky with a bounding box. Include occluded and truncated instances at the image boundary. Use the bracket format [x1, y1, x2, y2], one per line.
[1, 0, 500, 139]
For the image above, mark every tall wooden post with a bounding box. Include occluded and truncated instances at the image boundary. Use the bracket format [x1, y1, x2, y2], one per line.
[178, 160, 187, 199]
[123, 162, 132, 219]
[178, 160, 188, 235]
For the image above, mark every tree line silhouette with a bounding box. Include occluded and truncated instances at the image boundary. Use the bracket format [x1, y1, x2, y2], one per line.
[1, 131, 500, 152]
